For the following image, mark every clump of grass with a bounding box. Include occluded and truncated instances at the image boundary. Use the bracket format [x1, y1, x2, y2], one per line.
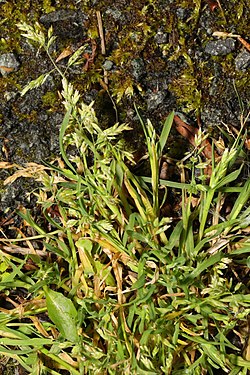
[0, 23, 250, 375]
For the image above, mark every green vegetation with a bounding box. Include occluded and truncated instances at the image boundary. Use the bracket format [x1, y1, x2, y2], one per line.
[0, 78, 250, 374]
[0, 17, 250, 375]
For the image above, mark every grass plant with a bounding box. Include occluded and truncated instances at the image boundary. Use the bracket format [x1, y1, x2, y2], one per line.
[0, 22, 250, 375]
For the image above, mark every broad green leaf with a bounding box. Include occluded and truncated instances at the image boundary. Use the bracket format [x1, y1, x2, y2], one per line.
[44, 287, 78, 342]
[115, 161, 124, 188]
[229, 354, 250, 368]
[43, 241, 65, 258]
[18, 209, 46, 235]
[95, 260, 116, 286]
[0, 338, 52, 346]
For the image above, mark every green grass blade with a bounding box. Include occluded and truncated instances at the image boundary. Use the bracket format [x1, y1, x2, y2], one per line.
[159, 111, 174, 154]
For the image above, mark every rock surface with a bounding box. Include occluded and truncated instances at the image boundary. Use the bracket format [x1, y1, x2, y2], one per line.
[0, 53, 20, 76]
[205, 38, 236, 56]
[40, 9, 88, 39]
[235, 50, 250, 71]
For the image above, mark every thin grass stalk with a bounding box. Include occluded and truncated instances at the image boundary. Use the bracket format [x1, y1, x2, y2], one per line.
[180, 178, 193, 253]
[40, 348, 81, 375]
[198, 187, 215, 241]
[58, 205, 78, 274]
[123, 175, 149, 223]
[134, 105, 160, 218]
[113, 179, 132, 218]
[148, 138, 159, 217]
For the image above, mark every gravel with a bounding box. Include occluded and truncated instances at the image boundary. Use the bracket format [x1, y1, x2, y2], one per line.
[205, 38, 236, 56]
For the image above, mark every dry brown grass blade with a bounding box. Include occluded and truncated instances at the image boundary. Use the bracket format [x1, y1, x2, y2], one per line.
[238, 36, 250, 52]
[3, 162, 49, 185]
[29, 316, 51, 337]
[0, 66, 15, 73]
[0, 162, 19, 169]
[173, 115, 218, 160]
[97, 10, 108, 85]
[174, 114, 198, 142]
[1, 244, 46, 256]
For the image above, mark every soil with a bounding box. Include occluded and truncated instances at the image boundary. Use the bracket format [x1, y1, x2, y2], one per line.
[0, 0, 249, 371]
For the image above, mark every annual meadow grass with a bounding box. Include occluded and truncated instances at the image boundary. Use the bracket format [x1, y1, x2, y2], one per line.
[0, 22, 249, 375]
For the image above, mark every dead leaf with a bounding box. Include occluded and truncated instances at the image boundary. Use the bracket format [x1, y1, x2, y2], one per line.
[0, 65, 15, 73]
[3, 162, 49, 185]
[173, 115, 218, 160]
[55, 46, 73, 63]
[206, 0, 218, 11]
[245, 138, 250, 150]
[29, 316, 50, 337]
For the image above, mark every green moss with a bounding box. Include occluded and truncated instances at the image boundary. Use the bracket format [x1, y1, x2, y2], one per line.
[169, 70, 202, 113]
[42, 90, 58, 108]
[42, 0, 56, 13]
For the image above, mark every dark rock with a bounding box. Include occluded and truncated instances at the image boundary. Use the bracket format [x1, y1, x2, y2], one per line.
[0, 53, 20, 76]
[155, 29, 168, 45]
[205, 38, 235, 56]
[201, 106, 223, 130]
[0, 176, 40, 212]
[131, 58, 145, 81]
[106, 8, 122, 20]
[40, 9, 88, 39]
[176, 7, 186, 20]
[235, 50, 250, 71]
[146, 90, 167, 111]
[105, 8, 126, 23]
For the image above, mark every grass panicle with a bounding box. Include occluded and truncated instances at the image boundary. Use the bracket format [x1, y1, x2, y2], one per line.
[0, 24, 249, 375]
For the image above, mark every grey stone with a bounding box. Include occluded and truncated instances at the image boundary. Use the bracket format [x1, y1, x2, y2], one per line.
[40, 10, 88, 39]
[176, 7, 186, 20]
[4, 91, 17, 101]
[147, 91, 167, 111]
[205, 38, 235, 56]
[102, 60, 114, 71]
[155, 30, 168, 44]
[235, 50, 250, 71]
[0, 53, 20, 76]
[105, 8, 123, 21]
[131, 58, 145, 81]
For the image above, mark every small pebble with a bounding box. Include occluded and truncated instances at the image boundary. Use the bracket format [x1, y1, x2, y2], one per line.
[102, 60, 114, 71]
[235, 50, 250, 71]
[155, 30, 168, 45]
[147, 91, 166, 111]
[205, 38, 235, 56]
[131, 58, 145, 81]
